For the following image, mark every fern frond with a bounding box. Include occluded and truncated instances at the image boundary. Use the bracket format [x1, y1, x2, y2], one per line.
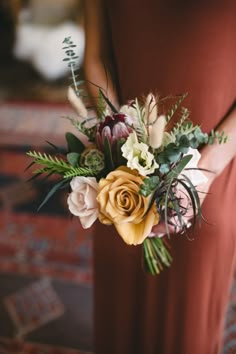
[171, 121, 196, 137]
[27, 151, 73, 176]
[166, 93, 188, 123]
[63, 167, 96, 179]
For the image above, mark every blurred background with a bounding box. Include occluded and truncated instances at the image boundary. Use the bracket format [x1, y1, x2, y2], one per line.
[0, 1, 236, 354]
[0, 1, 93, 353]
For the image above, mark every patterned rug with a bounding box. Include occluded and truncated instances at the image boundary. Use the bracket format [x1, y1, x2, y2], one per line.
[0, 143, 93, 353]
[0, 336, 92, 354]
[0, 145, 93, 284]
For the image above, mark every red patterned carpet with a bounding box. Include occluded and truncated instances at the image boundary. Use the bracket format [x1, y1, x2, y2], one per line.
[0, 141, 94, 353]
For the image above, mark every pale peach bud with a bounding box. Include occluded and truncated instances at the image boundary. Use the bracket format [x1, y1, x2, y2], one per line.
[67, 86, 88, 118]
[149, 115, 166, 149]
[144, 93, 157, 124]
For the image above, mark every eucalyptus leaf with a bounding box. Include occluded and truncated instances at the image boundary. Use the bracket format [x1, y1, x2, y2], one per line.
[67, 152, 80, 167]
[166, 154, 192, 182]
[159, 164, 170, 174]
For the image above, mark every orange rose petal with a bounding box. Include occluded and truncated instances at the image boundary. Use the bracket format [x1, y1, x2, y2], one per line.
[115, 207, 160, 245]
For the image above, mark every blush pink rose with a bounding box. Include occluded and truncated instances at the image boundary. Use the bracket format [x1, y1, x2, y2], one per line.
[67, 176, 98, 228]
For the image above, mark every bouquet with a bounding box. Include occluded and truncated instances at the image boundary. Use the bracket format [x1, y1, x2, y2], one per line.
[26, 37, 228, 275]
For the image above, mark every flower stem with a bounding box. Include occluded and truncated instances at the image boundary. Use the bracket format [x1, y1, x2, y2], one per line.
[143, 237, 173, 275]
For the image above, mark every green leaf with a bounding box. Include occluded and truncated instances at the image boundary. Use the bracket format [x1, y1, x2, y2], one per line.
[181, 173, 202, 221]
[99, 89, 118, 113]
[166, 93, 188, 123]
[116, 138, 126, 166]
[104, 136, 114, 171]
[139, 176, 160, 197]
[67, 152, 80, 167]
[63, 166, 95, 179]
[164, 177, 174, 238]
[37, 179, 68, 211]
[176, 178, 198, 228]
[168, 189, 184, 230]
[166, 154, 192, 182]
[159, 163, 170, 174]
[65, 132, 85, 153]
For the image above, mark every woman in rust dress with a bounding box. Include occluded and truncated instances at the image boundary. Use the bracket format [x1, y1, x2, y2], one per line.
[84, 1, 236, 353]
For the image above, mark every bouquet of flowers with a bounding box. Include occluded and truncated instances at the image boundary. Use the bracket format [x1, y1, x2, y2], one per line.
[26, 37, 228, 275]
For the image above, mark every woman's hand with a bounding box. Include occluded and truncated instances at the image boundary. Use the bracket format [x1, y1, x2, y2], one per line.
[151, 157, 215, 237]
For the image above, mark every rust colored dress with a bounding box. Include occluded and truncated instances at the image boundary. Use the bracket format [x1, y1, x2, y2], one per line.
[93, 1, 236, 353]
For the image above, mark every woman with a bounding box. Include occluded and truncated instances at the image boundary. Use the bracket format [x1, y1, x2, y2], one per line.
[84, 1, 236, 353]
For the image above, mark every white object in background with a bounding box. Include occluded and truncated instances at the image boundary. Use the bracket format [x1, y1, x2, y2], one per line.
[13, 21, 85, 81]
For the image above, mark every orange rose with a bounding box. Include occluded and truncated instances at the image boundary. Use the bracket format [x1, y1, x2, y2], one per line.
[97, 166, 160, 245]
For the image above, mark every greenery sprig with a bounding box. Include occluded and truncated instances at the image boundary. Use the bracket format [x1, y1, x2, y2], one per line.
[63, 36, 83, 95]
[26, 151, 94, 178]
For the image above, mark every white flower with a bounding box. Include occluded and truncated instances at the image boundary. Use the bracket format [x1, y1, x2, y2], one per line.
[121, 132, 158, 176]
[67, 176, 98, 228]
[180, 148, 208, 186]
[148, 115, 166, 149]
[67, 86, 88, 119]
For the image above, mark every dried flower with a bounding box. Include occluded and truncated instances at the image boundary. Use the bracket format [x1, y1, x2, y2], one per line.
[67, 87, 88, 118]
[144, 93, 158, 125]
[149, 115, 166, 149]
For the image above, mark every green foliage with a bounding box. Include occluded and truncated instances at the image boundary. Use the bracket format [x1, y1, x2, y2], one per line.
[139, 176, 160, 197]
[166, 154, 192, 181]
[27, 151, 73, 175]
[27, 151, 94, 179]
[208, 130, 229, 145]
[166, 93, 188, 123]
[99, 88, 118, 114]
[116, 138, 127, 166]
[63, 166, 96, 179]
[37, 179, 68, 211]
[67, 152, 80, 167]
[65, 116, 96, 142]
[65, 132, 85, 153]
[104, 136, 115, 172]
[62, 37, 82, 94]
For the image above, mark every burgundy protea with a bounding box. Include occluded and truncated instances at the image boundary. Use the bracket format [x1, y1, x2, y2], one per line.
[96, 113, 133, 151]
